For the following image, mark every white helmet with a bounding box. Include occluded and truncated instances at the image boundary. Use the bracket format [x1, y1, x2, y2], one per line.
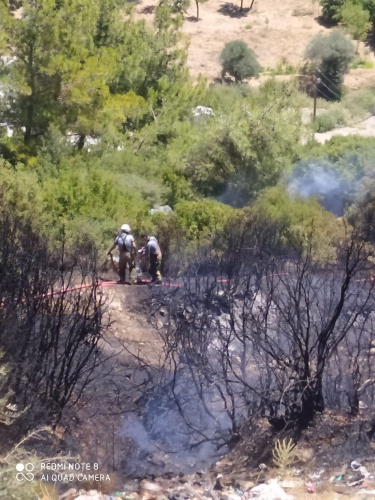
[121, 224, 131, 233]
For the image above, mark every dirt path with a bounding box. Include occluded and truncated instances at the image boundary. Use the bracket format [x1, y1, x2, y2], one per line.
[315, 115, 375, 143]
[58, 278, 165, 479]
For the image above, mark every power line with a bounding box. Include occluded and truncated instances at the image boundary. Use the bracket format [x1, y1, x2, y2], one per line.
[317, 70, 342, 93]
[318, 79, 341, 100]
[316, 85, 336, 102]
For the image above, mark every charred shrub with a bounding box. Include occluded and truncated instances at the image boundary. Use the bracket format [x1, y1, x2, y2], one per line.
[0, 207, 109, 439]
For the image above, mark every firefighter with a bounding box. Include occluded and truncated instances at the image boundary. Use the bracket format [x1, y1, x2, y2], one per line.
[107, 224, 137, 283]
[139, 234, 162, 284]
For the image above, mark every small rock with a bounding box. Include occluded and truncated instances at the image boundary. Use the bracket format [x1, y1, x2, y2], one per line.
[295, 447, 314, 463]
[140, 480, 162, 495]
[235, 480, 254, 491]
[59, 488, 78, 500]
[227, 494, 242, 500]
[215, 475, 234, 487]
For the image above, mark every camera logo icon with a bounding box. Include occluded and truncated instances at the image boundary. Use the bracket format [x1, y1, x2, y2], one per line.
[15, 463, 35, 481]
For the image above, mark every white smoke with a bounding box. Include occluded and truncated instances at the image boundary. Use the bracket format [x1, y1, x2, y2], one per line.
[287, 164, 352, 216]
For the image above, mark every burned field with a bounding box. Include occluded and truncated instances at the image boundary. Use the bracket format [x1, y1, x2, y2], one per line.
[123, 229, 375, 475]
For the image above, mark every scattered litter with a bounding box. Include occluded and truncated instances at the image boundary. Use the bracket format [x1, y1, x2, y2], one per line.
[359, 466, 372, 478]
[351, 461, 362, 471]
[292, 468, 302, 476]
[227, 493, 242, 500]
[348, 479, 364, 487]
[249, 480, 295, 500]
[307, 469, 325, 480]
[306, 482, 318, 493]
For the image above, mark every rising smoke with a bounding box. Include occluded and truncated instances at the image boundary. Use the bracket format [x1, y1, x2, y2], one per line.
[287, 163, 353, 216]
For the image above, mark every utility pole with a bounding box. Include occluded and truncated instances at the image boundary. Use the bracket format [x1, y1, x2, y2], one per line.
[313, 74, 321, 123]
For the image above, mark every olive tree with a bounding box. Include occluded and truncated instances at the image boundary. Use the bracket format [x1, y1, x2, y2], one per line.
[220, 40, 260, 83]
[305, 30, 355, 100]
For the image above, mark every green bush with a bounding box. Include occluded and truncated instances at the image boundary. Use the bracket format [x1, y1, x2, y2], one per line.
[220, 40, 260, 83]
[320, 0, 345, 21]
[350, 58, 374, 69]
[343, 88, 375, 116]
[251, 186, 342, 261]
[174, 199, 235, 240]
[315, 112, 337, 132]
[305, 30, 355, 100]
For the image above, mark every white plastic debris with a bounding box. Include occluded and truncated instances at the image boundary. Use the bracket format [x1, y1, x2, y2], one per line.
[192, 105, 215, 117]
[150, 205, 173, 215]
[307, 468, 325, 479]
[74, 491, 110, 500]
[351, 461, 362, 471]
[249, 479, 295, 500]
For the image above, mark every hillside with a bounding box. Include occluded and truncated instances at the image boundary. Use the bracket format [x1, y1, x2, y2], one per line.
[3, 0, 375, 498]
[135, 0, 375, 88]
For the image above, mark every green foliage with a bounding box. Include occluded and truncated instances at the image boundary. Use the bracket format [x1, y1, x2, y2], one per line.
[270, 60, 297, 76]
[0, 159, 42, 218]
[338, 1, 371, 49]
[315, 111, 337, 132]
[301, 135, 375, 184]
[252, 186, 342, 260]
[0, 0, 187, 145]
[342, 88, 375, 116]
[305, 30, 355, 100]
[320, 0, 345, 21]
[183, 81, 301, 205]
[220, 40, 260, 82]
[350, 57, 374, 69]
[174, 199, 235, 240]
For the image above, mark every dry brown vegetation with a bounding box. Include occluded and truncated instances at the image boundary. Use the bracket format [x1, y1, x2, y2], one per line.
[135, 0, 375, 88]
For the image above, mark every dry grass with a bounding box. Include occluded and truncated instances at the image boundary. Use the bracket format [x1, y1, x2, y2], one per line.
[134, 0, 375, 88]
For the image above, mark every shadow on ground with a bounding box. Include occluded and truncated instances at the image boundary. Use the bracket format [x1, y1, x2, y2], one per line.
[366, 31, 375, 54]
[185, 15, 199, 22]
[140, 4, 155, 13]
[217, 3, 250, 18]
[314, 15, 338, 28]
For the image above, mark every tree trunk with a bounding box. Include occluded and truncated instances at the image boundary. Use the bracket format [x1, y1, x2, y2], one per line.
[249, 0, 255, 10]
[25, 43, 35, 143]
[240, 0, 243, 12]
[77, 134, 86, 150]
[25, 98, 34, 143]
[298, 377, 325, 428]
[196, 0, 199, 20]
